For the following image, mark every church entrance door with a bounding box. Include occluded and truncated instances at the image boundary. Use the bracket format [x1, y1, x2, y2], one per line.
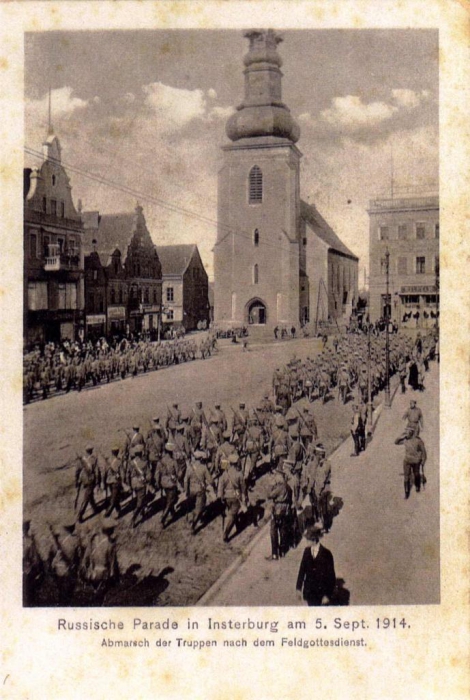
[247, 299, 267, 325]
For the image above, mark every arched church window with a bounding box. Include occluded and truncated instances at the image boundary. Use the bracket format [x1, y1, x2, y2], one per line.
[249, 166, 263, 203]
[254, 229, 260, 246]
[254, 264, 259, 284]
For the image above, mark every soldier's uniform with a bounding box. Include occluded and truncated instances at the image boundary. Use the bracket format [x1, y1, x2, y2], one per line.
[217, 454, 247, 542]
[50, 523, 81, 605]
[85, 521, 119, 605]
[129, 445, 148, 527]
[124, 427, 145, 484]
[156, 444, 181, 527]
[166, 403, 181, 436]
[184, 452, 216, 533]
[146, 419, 166, 487]
[105, 447, 123, 517]
[23, 521, 44, 606]
[266, 468, 292, 560]
[75, 446, 98, 523]
[215, 432, 236, 474]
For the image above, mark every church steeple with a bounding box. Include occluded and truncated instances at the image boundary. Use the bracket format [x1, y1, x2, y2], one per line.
[226, 29, 300, 143]
[42, 89, 62, 163]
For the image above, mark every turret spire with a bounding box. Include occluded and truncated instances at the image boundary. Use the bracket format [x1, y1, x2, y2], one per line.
[226, 29, 300, 143]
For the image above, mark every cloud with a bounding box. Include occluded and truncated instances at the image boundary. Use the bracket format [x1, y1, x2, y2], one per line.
[391, 89, 430, 109]
[321, 95, 397, 130]
[27, 86, 91, 119]
[207, 88, 217, 100]
[143, 82, 207, 128]
[210, 105, 235, 120]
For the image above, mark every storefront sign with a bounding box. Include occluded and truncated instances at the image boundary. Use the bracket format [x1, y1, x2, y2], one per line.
[107, 306, 126, 320]
[86, 314, 106, 325]
[400, 285, 436, 294]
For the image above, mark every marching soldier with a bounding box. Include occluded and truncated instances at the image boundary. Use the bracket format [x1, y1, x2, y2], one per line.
[313, 444, 332, 527]
[85, 519, 120, 605]
[146, 417, 166, 489]
[211, 403, 228, 432]
[23, 520, 44, 606]
[217, 452, 248, 543]
[166, 403, 181, 437]
[105, 446, 123, 518]
[49, 521, 81, 605]
[174, 422, 191, 482]
[129, 444, 148, 528]
[184, 450, 217, 534]
[215, 429, 236, 475]
[123, 425, 145, 484]
[156, 443, 181, 528]
[266, 463, 292, 561]
[75, 444, 98, 523]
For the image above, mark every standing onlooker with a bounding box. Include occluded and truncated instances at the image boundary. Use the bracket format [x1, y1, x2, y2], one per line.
[394, 427, 427, 499]
[296, 525, 336, 606]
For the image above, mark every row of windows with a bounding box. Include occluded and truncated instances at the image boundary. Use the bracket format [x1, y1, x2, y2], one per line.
[42, 197, 66, 218]
[131, 262, 159, 278]
[28, 281, 77, 310]
[380, 255, 439, 275]
[29, 232, 79, 259]
[378, 222, 439, 240]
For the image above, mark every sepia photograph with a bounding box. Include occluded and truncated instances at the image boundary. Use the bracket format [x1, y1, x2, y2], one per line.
[21, 26, 441, 609]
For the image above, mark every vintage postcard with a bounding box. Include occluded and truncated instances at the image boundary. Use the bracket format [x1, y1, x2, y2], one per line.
[0, 1, 468, 699]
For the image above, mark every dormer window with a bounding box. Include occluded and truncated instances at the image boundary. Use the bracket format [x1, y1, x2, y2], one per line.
[249, 166, 263, 203]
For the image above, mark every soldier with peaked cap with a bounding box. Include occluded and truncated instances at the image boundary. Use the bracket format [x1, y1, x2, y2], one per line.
[215, 430, 236, 475]
[266, 462, 292, 560]
[75, 444, 98, 523]
[156, 442, 181, 528]
[402, 399, 424, 437]
[394, 426, 427, 499]
[49, 521, 81, 605]
[85, 518, 120, 605]
[217, 452, 248, 542]
[166, 402, 181, 436]
[211, 403, 228, 432]
[129, 444, 148, 528]
[23, 520, 44, 606]
[105, 446, 123, 518]
[146, 417, 166, 488]
[173, 422, 191, 481]
[184, 450, 216, 534]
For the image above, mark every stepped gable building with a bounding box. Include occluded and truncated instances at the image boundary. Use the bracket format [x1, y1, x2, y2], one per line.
[368, 193, 439, 327]
[24, 126, 85, 345]
[158, 244, 210, 331]
[214, 29, 358, 330]
[83, 204, 162, 335]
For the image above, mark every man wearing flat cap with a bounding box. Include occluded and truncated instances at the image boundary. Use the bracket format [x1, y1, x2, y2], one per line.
[296, 525, 336, 606]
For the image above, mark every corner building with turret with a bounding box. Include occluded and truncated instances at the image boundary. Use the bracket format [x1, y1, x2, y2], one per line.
[214, 29, 358, 330]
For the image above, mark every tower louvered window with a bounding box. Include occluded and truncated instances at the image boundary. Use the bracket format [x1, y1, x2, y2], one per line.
[249, 166, 263, 203]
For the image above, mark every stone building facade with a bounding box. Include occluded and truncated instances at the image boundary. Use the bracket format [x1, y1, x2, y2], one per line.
[368, 194, 439, 327]
[214, 29, 358, 330]
[83, 204, 162, 336]
[157, 245, 210, 331]
[24, 128, 84, 345]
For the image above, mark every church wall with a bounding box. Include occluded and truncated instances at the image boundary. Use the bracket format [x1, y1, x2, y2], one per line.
[304, 221, 329, 325]
[214, 142, 301, 328]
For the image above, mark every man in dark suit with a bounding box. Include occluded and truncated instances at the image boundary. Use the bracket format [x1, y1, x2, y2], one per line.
[296, 524, 336, 606]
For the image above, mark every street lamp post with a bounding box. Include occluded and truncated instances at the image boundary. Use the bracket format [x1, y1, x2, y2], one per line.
[384, 247, 391, 408]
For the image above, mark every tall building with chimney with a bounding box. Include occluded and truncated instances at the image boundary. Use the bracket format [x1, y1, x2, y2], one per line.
[214, 29, 358, 330]
[23, 127, 84, 345]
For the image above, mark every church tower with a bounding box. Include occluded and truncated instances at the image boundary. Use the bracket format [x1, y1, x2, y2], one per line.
[214, 29, 302, 329]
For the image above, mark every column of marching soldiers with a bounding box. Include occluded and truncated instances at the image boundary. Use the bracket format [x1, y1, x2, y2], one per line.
[23, 333, 218, 404]
[24, 329, 436, 605]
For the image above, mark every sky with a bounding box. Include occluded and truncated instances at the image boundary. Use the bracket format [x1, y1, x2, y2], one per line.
[24, 29, 439, 283]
